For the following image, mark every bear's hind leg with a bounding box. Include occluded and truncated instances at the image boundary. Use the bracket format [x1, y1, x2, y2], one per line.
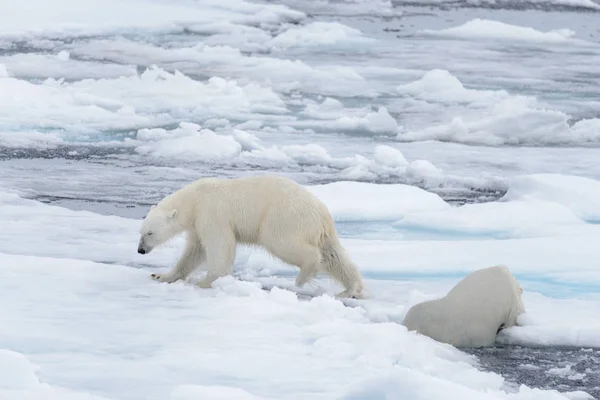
[319, 238, 365, 299]
[196, 230, 237, 289]
[265, 241, 322, 288]
[295, 264, 320, 288]
[151, 233, 205, 283]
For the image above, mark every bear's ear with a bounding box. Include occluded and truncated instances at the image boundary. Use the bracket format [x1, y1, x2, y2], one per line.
[150, 205, 156, 209]
[168, 209, 178, 220]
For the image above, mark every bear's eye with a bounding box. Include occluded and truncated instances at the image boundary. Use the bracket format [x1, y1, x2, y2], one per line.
[147, 231, 154, 236]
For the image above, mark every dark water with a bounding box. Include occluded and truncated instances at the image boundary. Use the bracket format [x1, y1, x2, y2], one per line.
[0, 145, 506, 208]
[467, 345, 600, 399]
[390, 0, 600, 13]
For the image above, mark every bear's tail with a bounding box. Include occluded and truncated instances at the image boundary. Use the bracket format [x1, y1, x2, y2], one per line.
[320, 233, 366, 299]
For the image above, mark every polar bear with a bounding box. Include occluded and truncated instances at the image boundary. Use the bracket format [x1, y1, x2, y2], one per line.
[402, 265, 525, 348]
[137, 175, 366, 298]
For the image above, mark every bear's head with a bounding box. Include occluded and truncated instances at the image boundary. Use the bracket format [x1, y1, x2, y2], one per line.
[137, 205, 179, 255]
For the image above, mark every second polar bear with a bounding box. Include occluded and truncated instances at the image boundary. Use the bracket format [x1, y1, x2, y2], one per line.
[402, 265, 525, 348]
[137, 175, 366, 298]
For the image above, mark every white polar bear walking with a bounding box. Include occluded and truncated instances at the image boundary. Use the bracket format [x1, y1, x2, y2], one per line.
[402, 265, 525, 348]
[137, 175, 366, 298]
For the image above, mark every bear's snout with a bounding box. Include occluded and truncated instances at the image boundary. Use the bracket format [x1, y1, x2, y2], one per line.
[137, 237, 149, 255]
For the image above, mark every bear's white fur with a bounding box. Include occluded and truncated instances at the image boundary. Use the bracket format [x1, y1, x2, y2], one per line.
[402, 265, 525, 348]
[137, 175, 366, 298]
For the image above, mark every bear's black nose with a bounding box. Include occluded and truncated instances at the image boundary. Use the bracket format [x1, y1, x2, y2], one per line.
[138, 248, 146, 255]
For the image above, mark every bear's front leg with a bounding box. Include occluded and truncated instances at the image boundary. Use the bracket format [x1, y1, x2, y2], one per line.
[196, 230, 236, 289]
[151, 273, 181, 283]
[151, 234, 206, 283]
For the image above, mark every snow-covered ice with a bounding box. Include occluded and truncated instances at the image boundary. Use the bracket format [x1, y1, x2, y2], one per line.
[2, 176, 600, 398]
[1, 0, 600, 398]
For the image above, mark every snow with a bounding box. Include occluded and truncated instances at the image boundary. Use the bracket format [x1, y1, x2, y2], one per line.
[296, 101, 399, 135]
[0, 66, 290, 138]
[502, 174, 600, 222]
[0, 131, 65, 149]
[242, 233, 600, 292]
[373, 145, 408, 168]
[69, 39, 374, 97]
[497, 293, 600, 348]
[396, 70, 600, 146]
[2, 175, 600, 399]
[307, 181, 450, 221]
[393, 199, 588, 238]
[0, 52, 138, 80]
[1, 251, 592, 400]
[135, 123, 243, 162]
[127, 123, 428, 182]
[396, 69, 509, 104]
[423, 19, 578, 44]
[0, 350, 41, 390]
[0, 350, 111, 400]
[267, 21, 373, 50]
[0, 0, 305, 38]
[406, 159, 443, 180]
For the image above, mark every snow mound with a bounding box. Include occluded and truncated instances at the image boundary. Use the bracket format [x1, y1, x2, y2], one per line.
[497, 292, 600, 349]
[0, 349, 112, 399]
[502, 174, 600, 222]
[334, 106, 399, 135]
[373, 145, 408, 168]
[397, 69, 508, 104]
[135, 123, 242, 162]
[297, 98, 399, 135]
[423, 19, 578, 44]
[406, 160, 442, 180]
[307, 181, 450, 221]
[0, 350, 40, 390]
[267, 21, 373, 50]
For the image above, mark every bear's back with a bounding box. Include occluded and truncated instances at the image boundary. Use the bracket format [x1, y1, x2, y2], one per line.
[189, 175, 331, 244]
